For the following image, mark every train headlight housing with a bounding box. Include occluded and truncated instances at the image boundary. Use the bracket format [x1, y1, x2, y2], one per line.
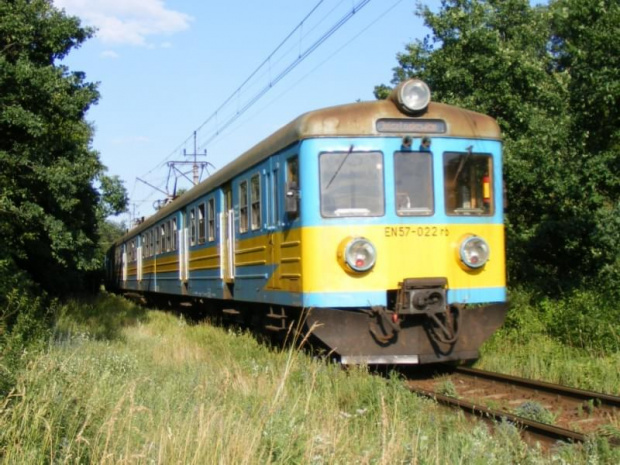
[459, 236, 490, 269]
[339, 237, 376, 273]
[395, 79, 431, 114]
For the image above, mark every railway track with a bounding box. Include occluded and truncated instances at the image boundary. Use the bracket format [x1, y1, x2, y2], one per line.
[406, 366, 620, 448]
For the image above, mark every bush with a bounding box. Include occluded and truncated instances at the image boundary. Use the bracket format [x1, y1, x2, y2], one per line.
[0, 260, 53, 397]
[545, 289, 620, 353]
[498, 286, 620, 354]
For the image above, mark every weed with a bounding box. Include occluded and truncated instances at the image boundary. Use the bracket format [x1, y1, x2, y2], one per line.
[436, 379, 458, 398]
[514, 401, 556, 424]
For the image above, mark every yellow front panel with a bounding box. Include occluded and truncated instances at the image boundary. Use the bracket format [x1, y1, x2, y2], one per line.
[301, 224, 505, 292]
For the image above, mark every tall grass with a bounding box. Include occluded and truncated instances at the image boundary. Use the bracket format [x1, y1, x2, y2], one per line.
[478, 287, 620, 395]
[0, 293, 618, 463]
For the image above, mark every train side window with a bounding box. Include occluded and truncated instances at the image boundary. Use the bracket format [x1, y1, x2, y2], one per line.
[160, 224, 166, 252]
[239, 180, 249, 233]
[163, 222, 168, 252]
[207, 198, 215, 241]
[190, 208, 197, 245]
[251, 174, 261, 230]
[443, 152, 493, 215]
[198, 203, 206, 243]
[285, 156, 299, 217]
[172, 218, 178, 251]
[167, 220, 173, 251]
[155, 227, 160, 254]
[142, 234, 147, 258]
[149, 230, 155, 256]
[394, 151, 433, 216]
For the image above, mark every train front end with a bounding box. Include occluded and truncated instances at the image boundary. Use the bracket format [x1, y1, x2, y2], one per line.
[298, 80, 508, 364]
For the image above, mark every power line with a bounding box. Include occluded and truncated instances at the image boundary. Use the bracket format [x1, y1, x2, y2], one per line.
[142, 0, 328, 176]
[143, 0, 372, 177]
[197, 0, 372, 152]
[209, 0, 407, 147]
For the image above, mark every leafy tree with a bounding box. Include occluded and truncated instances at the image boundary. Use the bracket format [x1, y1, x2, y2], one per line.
[0, 0, 127, 294]
[376, 0, 620, 293]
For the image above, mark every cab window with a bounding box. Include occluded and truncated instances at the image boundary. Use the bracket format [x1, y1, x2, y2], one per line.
[319, 150, 384, 217]
[443, 152, 493, 215]
[394, 151, 433, 215]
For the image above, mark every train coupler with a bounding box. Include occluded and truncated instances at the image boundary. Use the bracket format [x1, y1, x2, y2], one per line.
[395, 278, 460, 345]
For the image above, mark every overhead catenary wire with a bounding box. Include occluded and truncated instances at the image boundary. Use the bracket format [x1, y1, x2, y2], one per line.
[199, 0, 406, 151]
[140, 0, 328, 177]
[140, 0, 372, 180]
[197, 0, 372, 152]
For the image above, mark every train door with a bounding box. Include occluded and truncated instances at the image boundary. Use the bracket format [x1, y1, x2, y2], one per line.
[220, 184, 235, 297]
[122, 243, 128, 284]
[266, 159, 281, 289]
[179, 212, 189, 283]
[137, 235, 143, 283]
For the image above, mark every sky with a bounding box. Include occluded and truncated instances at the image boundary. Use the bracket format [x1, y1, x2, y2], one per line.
[53, 0, 437, 223]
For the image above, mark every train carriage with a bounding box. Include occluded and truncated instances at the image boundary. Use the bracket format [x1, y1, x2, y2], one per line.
[106, 79, 507, 364]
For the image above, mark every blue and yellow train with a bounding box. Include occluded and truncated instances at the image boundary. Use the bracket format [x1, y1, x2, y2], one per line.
[106, 79, 507, 364]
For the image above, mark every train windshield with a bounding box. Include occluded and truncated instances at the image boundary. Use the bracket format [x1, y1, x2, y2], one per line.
[394, 151, 433, 215]
[319, 150, 385, 217]
[443, 152, 493, 215]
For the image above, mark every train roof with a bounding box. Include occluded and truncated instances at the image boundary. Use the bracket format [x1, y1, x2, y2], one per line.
[116, 94, 500, 243]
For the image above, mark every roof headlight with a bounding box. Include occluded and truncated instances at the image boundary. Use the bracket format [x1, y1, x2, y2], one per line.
[459, 236, 490, 269]
[396, 79, 431, 114]
[341, 237, 376, 272]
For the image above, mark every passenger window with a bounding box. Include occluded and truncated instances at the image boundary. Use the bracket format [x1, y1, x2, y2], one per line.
[172, 218, 178, 251]
[165, 221, 172, 251]
[239, 180, 249, 233]
[207, 198, 215, 241]
[190, 208, 197, 245]
[198, 203, 206, 243]
[251, 174, 261, 230]
[160, 224, 166, 252]
[394, 151, 433, 215]
[444, 152, 493, 215]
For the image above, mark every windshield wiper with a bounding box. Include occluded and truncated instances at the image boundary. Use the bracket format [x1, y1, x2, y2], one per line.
[325, 144, 354, 189]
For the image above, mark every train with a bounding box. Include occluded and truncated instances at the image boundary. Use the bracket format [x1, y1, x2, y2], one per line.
[105, 79, 508, 365]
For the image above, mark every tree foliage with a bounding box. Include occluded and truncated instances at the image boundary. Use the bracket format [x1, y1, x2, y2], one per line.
[376, 0, 620, 294]
[0, 0, 128, 293]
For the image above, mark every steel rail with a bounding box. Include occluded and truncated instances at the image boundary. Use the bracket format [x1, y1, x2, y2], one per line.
[454, 367, 620, 408]
[409, 386, 589, 444]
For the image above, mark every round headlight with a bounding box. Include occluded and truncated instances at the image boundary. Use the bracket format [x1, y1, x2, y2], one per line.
[344, 238, 376, 272]
[397, 79, 431, 113]
[459, 236, 490, 269]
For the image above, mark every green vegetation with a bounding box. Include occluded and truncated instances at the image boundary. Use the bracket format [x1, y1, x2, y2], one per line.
[0, 0, 127, 295]
[515, 402, 556, 425]
[0, 0, 127, 401]
[1, 293, 619, 464]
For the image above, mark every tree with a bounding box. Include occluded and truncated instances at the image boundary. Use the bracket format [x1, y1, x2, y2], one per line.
[0, 0, 127, 293]
[376, 0, 620, 293]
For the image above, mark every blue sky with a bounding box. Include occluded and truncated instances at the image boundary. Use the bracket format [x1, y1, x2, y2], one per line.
[54, 0, 437, 222]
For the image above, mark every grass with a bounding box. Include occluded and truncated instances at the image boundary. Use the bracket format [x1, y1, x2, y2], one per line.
[477, 326, 620, 396]
[0, 292, 619, 463]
